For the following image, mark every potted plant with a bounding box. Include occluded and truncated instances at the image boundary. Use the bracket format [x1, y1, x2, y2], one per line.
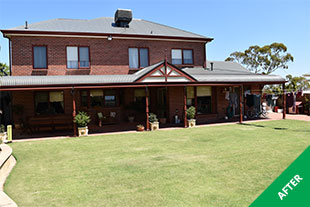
[0, 124, 7, 143]
[149, 113, 159, 131]
[187, 106, 196, 127]
[74, 111, 91, 136]
[136, 124, 145, 131]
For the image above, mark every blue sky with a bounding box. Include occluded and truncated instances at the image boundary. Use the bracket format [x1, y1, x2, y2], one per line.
[0, 0, 309, 76]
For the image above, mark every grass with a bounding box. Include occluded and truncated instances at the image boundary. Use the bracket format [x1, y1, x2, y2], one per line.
[4, 120, 310, 207]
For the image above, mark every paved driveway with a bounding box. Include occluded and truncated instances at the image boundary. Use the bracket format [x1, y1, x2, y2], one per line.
[268, 112, 310, 121]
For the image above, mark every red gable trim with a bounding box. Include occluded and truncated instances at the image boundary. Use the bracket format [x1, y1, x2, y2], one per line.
[135, 61, 196, 83]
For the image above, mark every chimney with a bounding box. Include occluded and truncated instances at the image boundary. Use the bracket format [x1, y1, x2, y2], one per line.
[210, 62, 214, 71]
[114, 9, 132, 28]
[25, 21, 28, 29]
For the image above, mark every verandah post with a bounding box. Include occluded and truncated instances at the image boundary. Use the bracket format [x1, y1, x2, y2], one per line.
[184, 86, 188, 127]
[239, 85, 243, 123]
[282, 83, 286, 119]
[145, 86, 150, 130]
[72, 87, 77, 137]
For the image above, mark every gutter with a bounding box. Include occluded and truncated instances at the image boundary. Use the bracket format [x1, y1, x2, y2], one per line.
[1, 29, 214, 43]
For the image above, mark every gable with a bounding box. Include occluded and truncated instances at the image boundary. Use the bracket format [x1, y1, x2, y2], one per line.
[135, 62, 196, 83]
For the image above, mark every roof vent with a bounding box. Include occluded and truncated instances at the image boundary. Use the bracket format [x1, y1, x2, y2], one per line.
[25, 21, 28, 29]
[210, 62, 214, 71]
[114, 9, 132, 28]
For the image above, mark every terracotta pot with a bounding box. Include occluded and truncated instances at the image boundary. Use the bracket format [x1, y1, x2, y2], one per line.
[136, 126, 145, 131]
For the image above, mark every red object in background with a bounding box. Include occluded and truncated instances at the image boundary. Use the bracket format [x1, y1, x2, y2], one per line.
[274, 106, 278, 112]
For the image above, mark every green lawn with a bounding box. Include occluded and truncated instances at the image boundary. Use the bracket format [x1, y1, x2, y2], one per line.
[5, 120, 310, 207]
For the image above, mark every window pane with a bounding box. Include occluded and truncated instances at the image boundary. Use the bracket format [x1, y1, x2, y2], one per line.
[197, 96, 212, 114]
[105, 96, 116, 107]
[186, 86, 195, 99]
[171, 49, 182, 64]
[139, 48, 149, 67]
[67, 47, 78, 69]
[187, 98, 194, 107]
[197, 86, 212, 97]
[134, 89, 146, 97]
[104, 89, 117, 107]
[90, 90, 103, 107]
[33, 46, 47, 68]
[129, 48, 139, 68]
[35, 92, 49, 115]
[49, 92, 64, 114]
[79, 47, 89, 67]
[81, 90, 88, 107]
[183, 50, 193, 64]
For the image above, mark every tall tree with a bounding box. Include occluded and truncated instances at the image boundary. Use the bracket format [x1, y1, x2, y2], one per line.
[225, 43, 294, 74]
[285, 75, 309, 92]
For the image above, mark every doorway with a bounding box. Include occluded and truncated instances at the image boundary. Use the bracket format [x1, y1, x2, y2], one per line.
[156, 87, 168, 121]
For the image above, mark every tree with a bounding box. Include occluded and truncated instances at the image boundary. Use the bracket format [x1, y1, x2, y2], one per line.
[0, 62, 10, 76]
[225, 43, 294, 74]
[285, 75, 309, 92]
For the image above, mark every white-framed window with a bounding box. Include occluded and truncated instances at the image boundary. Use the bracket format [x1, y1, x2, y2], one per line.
[171, 49, 193, 65]
[129, 48, 149, 68]
[66, 46, 90, 69]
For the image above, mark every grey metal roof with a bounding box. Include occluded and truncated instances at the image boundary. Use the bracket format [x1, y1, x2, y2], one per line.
[133, 61, 164, 78]
[4, 17, 210, 39]
[0, 74, 136, 87]
[182, 61, 286, 83]
[0, 61, 285, 87]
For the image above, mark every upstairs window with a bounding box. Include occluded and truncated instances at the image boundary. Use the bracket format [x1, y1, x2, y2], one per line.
[171, 49, 182, 65]
[171, 49, 193, 65]
[66, 46, 90, 69]
[129, 48, 149, 69]
[33, 46, 47, 69]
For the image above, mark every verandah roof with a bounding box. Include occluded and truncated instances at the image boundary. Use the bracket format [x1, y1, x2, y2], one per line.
[0, 61, 285, 90]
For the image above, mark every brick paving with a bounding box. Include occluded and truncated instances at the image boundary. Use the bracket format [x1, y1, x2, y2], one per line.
[268, 112, 310, 121]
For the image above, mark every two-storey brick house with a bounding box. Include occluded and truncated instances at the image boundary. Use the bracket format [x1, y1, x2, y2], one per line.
[0, 9, 286, 137]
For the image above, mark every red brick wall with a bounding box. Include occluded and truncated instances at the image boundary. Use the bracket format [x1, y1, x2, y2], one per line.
[168, 86, 184, 123]
[11, 36, 205, 76]
[12, 90, 73, 124]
